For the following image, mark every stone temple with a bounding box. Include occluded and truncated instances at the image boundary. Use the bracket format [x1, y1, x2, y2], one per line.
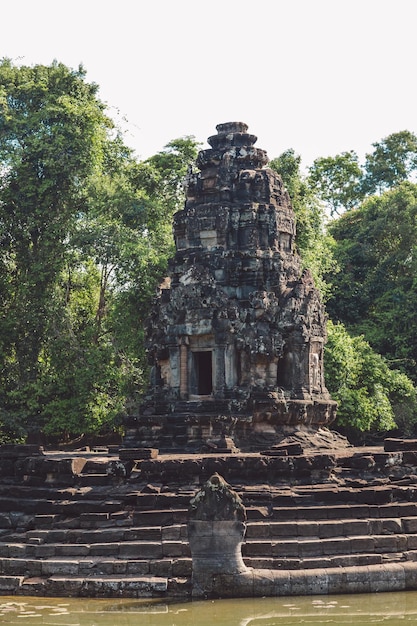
[124, 122, 337, 451]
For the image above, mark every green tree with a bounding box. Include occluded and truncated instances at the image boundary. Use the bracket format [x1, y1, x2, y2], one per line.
[37, 135, 200, 440]
[269, 149, 338, 298]
[0, 59, 113, 439]
[324, 320, 417, 437]
[327, 182, 417, 382]
[362, 130, 417, 195]
[308, 151, 364, 215]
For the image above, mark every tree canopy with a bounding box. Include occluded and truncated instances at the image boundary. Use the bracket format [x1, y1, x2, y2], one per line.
[326, 182, 417, 383]
[0, 59, 199, 442]
[307, 130, 417, 215]
[1, 58, 416, 443]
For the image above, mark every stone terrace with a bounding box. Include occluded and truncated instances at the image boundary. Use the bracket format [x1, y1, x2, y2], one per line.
[0, 438, 417, 597]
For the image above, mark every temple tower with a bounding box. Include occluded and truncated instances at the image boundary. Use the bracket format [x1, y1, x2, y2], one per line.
[125, 123, 337, 451]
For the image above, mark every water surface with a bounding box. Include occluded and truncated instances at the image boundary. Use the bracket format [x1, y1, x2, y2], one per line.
[1, 592, 417, 625]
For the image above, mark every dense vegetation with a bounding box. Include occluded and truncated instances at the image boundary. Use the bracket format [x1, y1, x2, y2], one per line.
[1, 60, 416, 443]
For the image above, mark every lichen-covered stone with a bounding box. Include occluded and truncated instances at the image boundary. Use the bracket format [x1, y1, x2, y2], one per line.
[189, 473, 246, 522]
[125, 122, 337, 451]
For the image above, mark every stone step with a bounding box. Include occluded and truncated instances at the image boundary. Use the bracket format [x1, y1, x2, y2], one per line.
[6, 514, 417, 546]
[22, 526, 165, 544]
[245, 517, 417, 539]
[2, 531, 413, 565]
[242, 534, 417, 559]
[0, 540, 191, 560]
[31, 524, 185, 544]
[0, 575, 25, 591]
[130, 493, 192, 508]
[0, 497, 124, 516]
[0, 556, 192, 578]
[270, 502, 417, 521]
[20, 574, 171, 598]
[244, 552, 386, 570]
[132, 509, 188, 526]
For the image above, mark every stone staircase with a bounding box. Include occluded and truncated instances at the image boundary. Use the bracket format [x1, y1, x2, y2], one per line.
[0, 440, 416, 597]
[0, 479, 192, 598]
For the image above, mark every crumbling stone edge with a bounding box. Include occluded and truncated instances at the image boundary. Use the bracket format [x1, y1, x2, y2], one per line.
[189, 562, 417, 599]
[187, 474, 417, 599]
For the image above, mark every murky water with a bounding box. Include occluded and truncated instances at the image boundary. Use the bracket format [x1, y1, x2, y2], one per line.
[1, 592, 417, 626]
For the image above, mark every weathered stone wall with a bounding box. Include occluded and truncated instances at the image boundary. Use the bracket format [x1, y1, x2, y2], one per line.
[125, 122, 336, 451]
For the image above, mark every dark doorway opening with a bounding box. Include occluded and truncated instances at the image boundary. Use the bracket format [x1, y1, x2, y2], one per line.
[193, 351, 213, 395]
[277, 347, 292, 389]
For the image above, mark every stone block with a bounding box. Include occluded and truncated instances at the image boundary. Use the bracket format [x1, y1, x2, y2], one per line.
[369, 519, 383, 534]
[41, 559, 80, 575]
[271, 540, 299, 558]
[126, 560, 150, 575]
[295, 521, 318, 538]
[78, 560, 97, 574]
[373, 535, 399, 553]
[370, 564, 405, 592]
[350, 536, 375, 553]
[402, 451, 417, 465]
[406, 534, 417, 549]
[344, 567, 371, 593]
[403, 518, 417, 533]
[119, 448, 158, 460]
[318, 521, 342, 538]
[172, 558, 192, 577]
[79, 513, 109, 528]
[343, 520, 370, 536]
[251, 569, 277, 596]
[34, 544, 56, 557]
[244, 541, 272, 557]
[404, 561, 417, 588]
[162, 541, 184, 557]
[0, 444, 42, 458]
[321, 538, 348, 555]
[299, 539, 323, 558]
[2, 558, 41, 577]
[245, 523, 271, 539]
[55, 544, 91, 557]
[307, 568, 330, 594]
[381, 518, 402, 534]
[119, 542, 163, 559]
[126, 527, 161, 541]
[149, 559, 172, 577]
[288, 570, 311, 596]
[92, 560, 117, 575]
[324, 568, 346, 594]
[7, 544, 27, 558]
[0, 514, 12, 529]
[385, 438, 417, 452]
[302, 557, 331, 569]
[162, 525, 182, 541]
[0, 575, 24, 591]
[90, 543, 117, 557]
[112, 560, 128, 574]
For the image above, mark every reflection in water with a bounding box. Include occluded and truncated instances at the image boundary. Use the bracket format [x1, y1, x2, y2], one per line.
[0, 592, 417, 625]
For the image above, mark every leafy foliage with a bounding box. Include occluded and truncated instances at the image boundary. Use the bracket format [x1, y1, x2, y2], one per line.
[269, 149, 338, 298]
[1, 59, 416, 442]
[362, 130, 417, 195]
[0, 59, 198, 442]
[325, 320, 417, 436]
[307, 130, 417, 215]
[327, 182, 417, 382]
[308, 151, 364, 215]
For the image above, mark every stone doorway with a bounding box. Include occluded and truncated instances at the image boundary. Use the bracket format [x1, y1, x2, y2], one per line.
[191, 350, 213, 396]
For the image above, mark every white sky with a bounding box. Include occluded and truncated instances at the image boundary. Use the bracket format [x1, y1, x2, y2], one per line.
[2, 0, 417, 168]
